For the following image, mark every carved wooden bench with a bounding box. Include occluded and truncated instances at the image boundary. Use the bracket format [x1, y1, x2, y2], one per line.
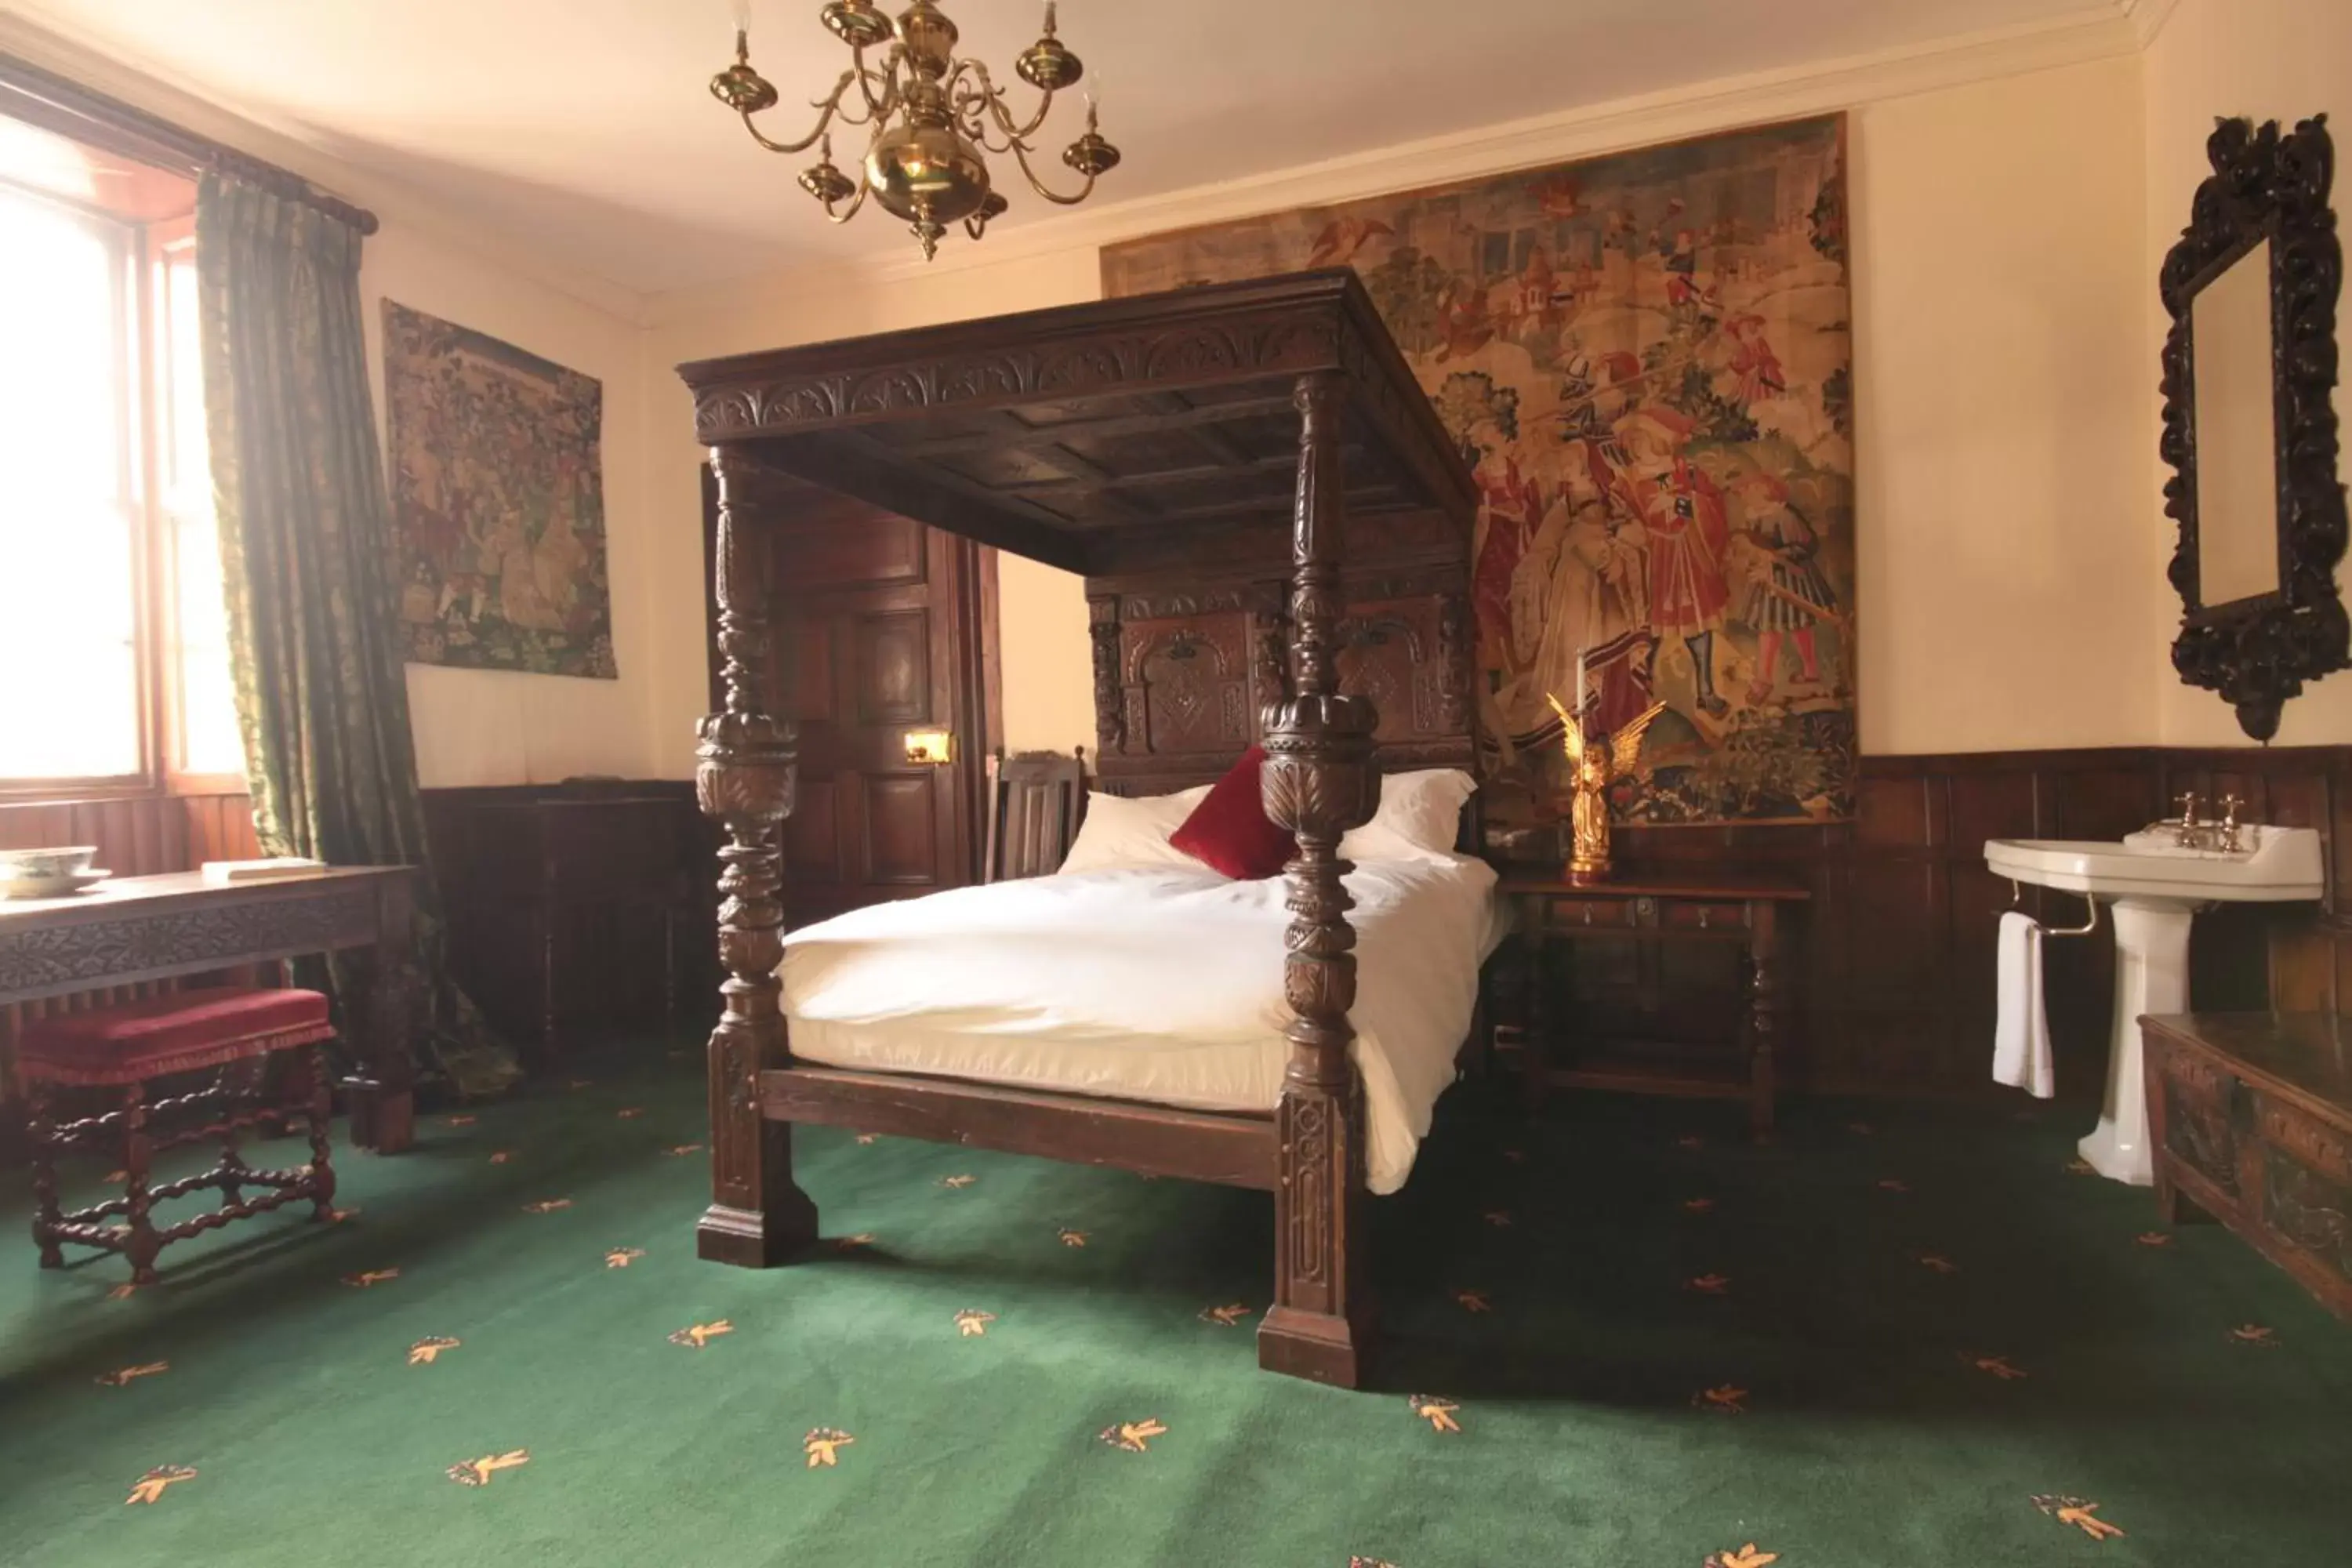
[2142, 1011, 2352, 1319]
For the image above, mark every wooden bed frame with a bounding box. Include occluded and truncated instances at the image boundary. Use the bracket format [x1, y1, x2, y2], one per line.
[677, 270, 1478, 1387]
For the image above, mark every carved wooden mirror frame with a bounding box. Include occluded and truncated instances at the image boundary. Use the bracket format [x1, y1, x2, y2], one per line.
[2160, 114, 2347, 740]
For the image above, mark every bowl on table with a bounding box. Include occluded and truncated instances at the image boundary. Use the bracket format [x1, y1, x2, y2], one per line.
[0, 847, 109, 900]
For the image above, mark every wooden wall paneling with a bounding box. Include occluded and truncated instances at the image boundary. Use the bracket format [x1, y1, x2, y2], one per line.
[423, 782, 714, 1053]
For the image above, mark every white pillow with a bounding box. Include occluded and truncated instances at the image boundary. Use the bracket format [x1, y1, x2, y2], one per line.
[1057, 786, 1214, 874]
[1340, 768, 1477, 862]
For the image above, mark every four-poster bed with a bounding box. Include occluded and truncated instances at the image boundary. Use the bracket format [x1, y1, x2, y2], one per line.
[677, 269, 1480, 1386]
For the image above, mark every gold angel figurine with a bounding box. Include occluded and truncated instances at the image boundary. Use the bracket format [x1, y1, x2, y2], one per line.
[1545, 692, 1668, 884]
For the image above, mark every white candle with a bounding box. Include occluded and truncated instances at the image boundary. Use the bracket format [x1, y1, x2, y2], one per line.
[1574, 648, 1586, 711]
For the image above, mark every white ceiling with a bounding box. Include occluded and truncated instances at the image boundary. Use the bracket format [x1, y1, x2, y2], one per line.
[5, 0, 2128, 296]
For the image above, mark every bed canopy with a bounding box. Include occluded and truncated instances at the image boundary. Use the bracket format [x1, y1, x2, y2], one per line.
[678, 268, 1479, 1386]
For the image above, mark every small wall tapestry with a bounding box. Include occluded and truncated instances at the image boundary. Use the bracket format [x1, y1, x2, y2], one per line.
[1102, 115, 1855, 824]
[383, 300, 615, 679]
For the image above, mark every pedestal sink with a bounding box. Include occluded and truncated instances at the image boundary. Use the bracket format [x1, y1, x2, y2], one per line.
[1984, 825, 2323, 1184]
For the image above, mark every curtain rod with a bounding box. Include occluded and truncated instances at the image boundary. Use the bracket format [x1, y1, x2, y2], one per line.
[0, 52, 379, 234]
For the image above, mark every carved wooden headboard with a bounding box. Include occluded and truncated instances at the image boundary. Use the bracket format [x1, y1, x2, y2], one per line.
[1084, 504, 1477, 800]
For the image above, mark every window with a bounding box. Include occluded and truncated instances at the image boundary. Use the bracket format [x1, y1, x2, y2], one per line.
[0, 153, 241, 793]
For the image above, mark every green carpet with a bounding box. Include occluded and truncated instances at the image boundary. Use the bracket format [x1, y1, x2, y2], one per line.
[4, 1047, 2348, 1566]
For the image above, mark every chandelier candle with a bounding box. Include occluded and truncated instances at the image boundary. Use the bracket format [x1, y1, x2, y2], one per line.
[711, 0, 1120, 260]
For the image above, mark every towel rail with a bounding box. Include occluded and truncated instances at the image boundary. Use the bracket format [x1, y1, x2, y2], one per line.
[2006, 878, 2100, 938]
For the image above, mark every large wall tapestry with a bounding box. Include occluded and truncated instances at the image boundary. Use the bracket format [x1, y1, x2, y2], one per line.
[1102, 116, 1854, 824]
[383, 300, 616, 679]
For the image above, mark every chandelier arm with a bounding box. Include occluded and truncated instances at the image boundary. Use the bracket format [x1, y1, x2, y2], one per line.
[951, 73, 1021, 155]
[815, 118, 891, 225]
[848, 45, 901, 124]
[968, 60, 1059, 146]
[818, 176, 873, 225]
[737, 68, 862, 157]
[1006, 136, 1098, 207]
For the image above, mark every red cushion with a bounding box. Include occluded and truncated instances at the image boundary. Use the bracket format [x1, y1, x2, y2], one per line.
[1169, 746, 1296, 880]
[18, 985, 335, 1087]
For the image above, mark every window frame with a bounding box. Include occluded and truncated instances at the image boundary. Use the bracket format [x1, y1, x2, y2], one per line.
[0, 181, 242, 802]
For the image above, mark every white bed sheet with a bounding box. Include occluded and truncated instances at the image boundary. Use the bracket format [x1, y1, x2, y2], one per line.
[778, 855, 1503, 1193]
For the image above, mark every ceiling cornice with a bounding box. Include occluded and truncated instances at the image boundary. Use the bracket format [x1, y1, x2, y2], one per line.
[651, 4, 2142, 322]
[2118, 0, 2184, 49]
[0, 12, 656, 325]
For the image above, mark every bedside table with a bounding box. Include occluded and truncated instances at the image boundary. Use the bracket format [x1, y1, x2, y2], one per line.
[1495, 868, 1809, 1132]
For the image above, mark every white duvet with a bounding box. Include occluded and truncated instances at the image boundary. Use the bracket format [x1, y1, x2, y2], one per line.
[778, 855, 1503, 1193]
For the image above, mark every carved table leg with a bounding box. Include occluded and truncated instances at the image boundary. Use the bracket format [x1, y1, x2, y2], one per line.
[303, 1043, 339, 1220]
[347, 876, 417, 1155]
[1258, 371, 1381, 1388]
[1745, 899, 1778, 1137]
[27, 1079, 63, 1269]
[121, 1082, 161, 1287]
[697, 444, 818, 1268]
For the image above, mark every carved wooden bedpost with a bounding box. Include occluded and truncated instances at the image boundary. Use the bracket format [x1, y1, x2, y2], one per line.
[1257, 369, 1381, 1386]
[695, 444, 818, 1267]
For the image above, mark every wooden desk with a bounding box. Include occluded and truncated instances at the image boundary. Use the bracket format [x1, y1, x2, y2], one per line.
[0, 868, 417, 1153]
[1496, 868, 1809, 1132]
[2142, 1011, 2352, 1319]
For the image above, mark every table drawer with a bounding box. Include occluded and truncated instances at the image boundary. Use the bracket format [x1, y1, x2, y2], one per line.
[1657, 900, 1749, 933]
[1540, 898, 1641, 930]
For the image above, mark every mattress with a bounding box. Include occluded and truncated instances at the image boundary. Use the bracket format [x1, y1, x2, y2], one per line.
[778, 855, 1504, 1193]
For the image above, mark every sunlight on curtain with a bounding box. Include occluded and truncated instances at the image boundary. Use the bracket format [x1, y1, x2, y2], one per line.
[160, 234, 241, 776]
[0, 185, 138, 779]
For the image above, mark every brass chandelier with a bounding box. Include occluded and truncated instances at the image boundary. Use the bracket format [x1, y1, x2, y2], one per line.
[710, 1, 1120, 260]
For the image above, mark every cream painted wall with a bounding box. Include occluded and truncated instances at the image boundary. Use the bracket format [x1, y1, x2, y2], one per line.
[1849, 55, 2158, 751]
[358, 228, 662, 787]
[641, 54, 2161, 762]
[2145, 0, 2352, 746]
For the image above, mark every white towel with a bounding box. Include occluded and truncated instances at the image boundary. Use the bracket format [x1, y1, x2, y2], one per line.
[1993, 909, 2055, 1099]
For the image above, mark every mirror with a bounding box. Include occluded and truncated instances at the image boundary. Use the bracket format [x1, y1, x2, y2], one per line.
[2160, 115, 2347, 741]
[2189, 238, 2281, 606]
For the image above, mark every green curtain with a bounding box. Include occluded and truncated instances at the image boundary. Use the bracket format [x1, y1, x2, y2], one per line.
[194, 171, 519, 1099]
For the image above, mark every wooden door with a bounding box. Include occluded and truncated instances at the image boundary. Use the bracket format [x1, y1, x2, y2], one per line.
[702, 467, 992, 928]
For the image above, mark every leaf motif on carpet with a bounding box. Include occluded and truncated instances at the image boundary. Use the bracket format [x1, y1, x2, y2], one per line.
[1099, 1419, 1167, 1454]
[669, 1320, 732, 1349]
[2031, 1496, 2125, 1541]
[125, 1465, 196, 1504]
[1963, 1353, 2027, 1381]
[1407, 1396, 1461, 1433]
[447, 1450, 530, 1487]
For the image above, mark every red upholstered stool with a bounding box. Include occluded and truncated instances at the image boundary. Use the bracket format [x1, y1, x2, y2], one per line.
[20, 985, 340, 1285]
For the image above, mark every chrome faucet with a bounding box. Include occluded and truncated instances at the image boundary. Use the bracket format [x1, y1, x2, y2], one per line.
[2172, 792, 2202, 849]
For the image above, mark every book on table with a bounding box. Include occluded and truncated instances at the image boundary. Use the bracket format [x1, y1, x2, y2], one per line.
[200, 858, 328, 885]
